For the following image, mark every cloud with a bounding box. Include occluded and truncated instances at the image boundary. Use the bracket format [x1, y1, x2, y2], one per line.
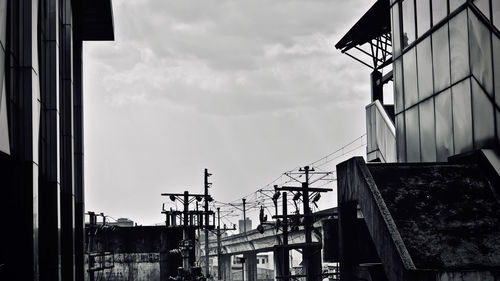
[85, 0, 373, 116]
[83, 0, 376, 224]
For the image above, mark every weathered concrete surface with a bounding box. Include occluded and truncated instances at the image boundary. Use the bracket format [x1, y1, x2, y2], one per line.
[85, 226, 189, 281]
[337, 156, 500, 281]
[87, 253, 160, 281]
[369, 163, 500, 270]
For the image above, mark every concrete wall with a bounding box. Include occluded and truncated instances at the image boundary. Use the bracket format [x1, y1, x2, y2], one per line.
[85, 225, 191, 281]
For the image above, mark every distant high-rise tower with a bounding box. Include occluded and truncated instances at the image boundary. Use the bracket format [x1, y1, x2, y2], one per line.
[239, 218, 252, 234]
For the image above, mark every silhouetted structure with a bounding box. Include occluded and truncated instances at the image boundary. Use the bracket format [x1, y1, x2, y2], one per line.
[0, 1, 114, 281]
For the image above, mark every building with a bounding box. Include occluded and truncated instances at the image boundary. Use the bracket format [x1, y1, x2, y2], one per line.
[230, 254, 274, 281]
[109, 218, 135, 227]
[85, 225, 189, 281]
[239, 217, 252, 234]
[0, 1, 114, 281]
[335, 0, 500, 280]
[336, 0, 500, 163]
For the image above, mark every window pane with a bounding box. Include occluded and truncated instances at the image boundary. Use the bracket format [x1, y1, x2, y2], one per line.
[405, 106, 421, 162]
[416, 0, 431, 38]
[0, 0, 6, 48]
[432, 0, 448, 25]
[469, 10, 493, 96]
[473, 0, 490, 22]
[494, 0, 500, 30]
[450, 0, 466, 13]
[451, 78, 473, 154]
[496, 109, 500, 144]
[432, 23, 451, 93]
[419, 98, 436, 161]
[404, 47, 418, 108]
[472, 78, 495, 148]
[417, 37, 433, 101]
[435, 89, 454, 161]
[494, 34, 500, 107]
[0, 77, 9, 154]
[402, 0, 416, 48]
[449, 10, 470, 84]
[394, 58, 404, 113]
[396, 112, 407, 162]
[392, 4, 402, 57]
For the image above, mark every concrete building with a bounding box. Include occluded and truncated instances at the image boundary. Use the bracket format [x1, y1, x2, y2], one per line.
[109, 218, 135, 227]
[336, 0, 500, 280]
[84, 225, 189, 281]
[239, 217, 252, 234]
[0, 1, 114, 281]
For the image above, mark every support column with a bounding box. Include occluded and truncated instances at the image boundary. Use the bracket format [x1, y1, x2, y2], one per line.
[339, 201, 358, 281]
[370, 70, 383, 104]
[73, 26, 85, 281]
[221, 254, 232, 281]
[243, 252, 257, 281]
[59, 0, 75, 280]
[38, 0, 61, 280]
[1, 0, 41, 280]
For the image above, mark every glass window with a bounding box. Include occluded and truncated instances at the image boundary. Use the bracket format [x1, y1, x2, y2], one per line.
[405, 106, 421, 162]
[419, 98, 437, 162]
[494, 34, 500, 107]
[33, 73, 41, 165]
[496, 109, 500, 144]
[402, 0, 416, 48]
[494, 0, 500, 30]
[449, 10, 470, 84]
[472, 78, 495, 148]
[396, 113, 407, 162]
[0, 0, 6, 48]
[0, 77, 9, 154]
[392, 4, 402, 57]
[417, 37, 433, 101]
[469, 10, 493, 96]
[404, 48, 418, 108]
[435, 89, 454, 161]
[416, 0, 431, 38]
[432, 0, 448, 25]
[450, 0, 466, 13]
[432, 23, 451, 93]
[451, 79, 473, 154]
[394, 58, 405, 113]
[473, 0, 490, 22]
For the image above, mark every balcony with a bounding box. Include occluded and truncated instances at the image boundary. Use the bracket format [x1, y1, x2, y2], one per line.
[365, 100, 396, 162]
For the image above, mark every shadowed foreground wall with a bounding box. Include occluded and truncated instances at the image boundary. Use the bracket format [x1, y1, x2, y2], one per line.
[85, 226, 193, 281]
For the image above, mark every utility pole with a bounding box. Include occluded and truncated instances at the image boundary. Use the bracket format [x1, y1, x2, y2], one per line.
[217, 208, 222, 280]
[241, 258, 245, 281]
[215, 207, 236, 280]
[242, 198, 247, 234]
[196, 202, 201, 264]
[204, 169, 212, 278]
[273, 166, 332, 281]
[161, 190, 215, 280]
[282, 192, 289, 281]
[183, 191, 190, 271]
[302, 166, 312, 281]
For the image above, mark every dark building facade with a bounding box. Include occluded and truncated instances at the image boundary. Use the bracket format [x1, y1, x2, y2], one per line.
[0, 1, 114, 281]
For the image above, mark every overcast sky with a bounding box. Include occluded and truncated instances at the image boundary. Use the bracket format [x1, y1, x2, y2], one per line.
[83, 0, 375, 226]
